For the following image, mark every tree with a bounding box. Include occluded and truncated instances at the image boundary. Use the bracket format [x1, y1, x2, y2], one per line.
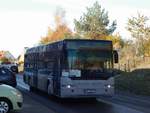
[74, 1, 117, 39]
[50, 24, 72, 42]
[105, 33, 124, 49]
[143, 38, 150, 56]
[0, 57, 10, 63]
[54, 7, 66, 28]
[126, 13, 150, 56]
[40, 27, 53, 44]
[40, 8, 73, 44]
[127, 13, 149, 39]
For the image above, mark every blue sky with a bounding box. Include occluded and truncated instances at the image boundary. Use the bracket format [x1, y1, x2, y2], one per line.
[0, 0, 150, 57]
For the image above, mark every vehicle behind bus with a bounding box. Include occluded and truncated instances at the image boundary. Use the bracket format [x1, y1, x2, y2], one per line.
[23, 39, 118, 98]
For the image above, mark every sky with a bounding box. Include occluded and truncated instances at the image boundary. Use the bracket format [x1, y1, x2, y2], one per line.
[0, 0, 150, 58]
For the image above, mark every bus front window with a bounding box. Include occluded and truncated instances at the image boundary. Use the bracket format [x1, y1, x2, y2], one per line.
[67, 49, 113, 71]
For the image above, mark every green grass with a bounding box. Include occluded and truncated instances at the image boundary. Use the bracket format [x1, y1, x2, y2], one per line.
[115, 69, 150, 96]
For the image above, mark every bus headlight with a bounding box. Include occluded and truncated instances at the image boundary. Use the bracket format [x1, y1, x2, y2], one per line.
[107, 85, 111, 88]
[62, 84, 74, 88]
[67, 85, 71, 88]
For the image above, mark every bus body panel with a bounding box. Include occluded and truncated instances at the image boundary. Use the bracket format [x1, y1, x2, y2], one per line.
[24, 71, 37, 88]
[47, 76, 54, 95]
[37, 73, 48, 92]
[60, 77, 114, 98]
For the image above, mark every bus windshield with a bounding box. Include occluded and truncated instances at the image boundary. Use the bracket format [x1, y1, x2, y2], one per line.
[67, 48, 113, 71]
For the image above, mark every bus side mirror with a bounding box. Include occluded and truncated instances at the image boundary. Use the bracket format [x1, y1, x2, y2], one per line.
[113, 50, 119, 63]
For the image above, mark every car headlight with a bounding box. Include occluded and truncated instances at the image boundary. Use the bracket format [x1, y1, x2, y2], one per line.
[11, 90, 22, 98]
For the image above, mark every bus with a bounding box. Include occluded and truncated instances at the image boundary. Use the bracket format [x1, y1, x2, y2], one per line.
[23, 39, 118, 98]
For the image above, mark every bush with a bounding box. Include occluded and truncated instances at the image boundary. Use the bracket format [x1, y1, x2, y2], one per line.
[115, 69, 150, 96]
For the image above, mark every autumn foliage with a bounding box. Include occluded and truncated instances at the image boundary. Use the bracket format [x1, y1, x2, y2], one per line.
[40, 8, 72, 44]
[50, 25, 72, 42]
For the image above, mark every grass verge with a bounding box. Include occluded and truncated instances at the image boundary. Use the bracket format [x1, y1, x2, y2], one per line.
[115, 69, 150, 96]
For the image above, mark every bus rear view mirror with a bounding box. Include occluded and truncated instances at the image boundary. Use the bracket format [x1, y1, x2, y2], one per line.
[113, 50, 118, 63]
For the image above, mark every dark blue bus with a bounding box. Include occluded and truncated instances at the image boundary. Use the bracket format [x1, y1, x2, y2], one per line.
[23, 39, 118, 98]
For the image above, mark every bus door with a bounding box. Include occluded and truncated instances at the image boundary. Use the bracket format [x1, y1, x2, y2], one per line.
[53, 58, 61, 96]
[53, 75, 60, 96]
[32, 69, 38, 88]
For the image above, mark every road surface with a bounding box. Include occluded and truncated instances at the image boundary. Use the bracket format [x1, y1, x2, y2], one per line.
[15, 74, 150, 113]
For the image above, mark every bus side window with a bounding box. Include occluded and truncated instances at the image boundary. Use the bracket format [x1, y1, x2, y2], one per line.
[47, 61, 54, 75]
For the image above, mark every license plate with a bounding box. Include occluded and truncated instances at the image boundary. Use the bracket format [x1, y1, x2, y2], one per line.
[84, 89, 96, 94]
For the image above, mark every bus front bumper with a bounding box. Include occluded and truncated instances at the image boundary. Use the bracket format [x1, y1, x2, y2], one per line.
[60, 86, 114, 98]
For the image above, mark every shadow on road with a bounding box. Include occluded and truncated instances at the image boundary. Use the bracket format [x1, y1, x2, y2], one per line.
[27, 89, 123, 113]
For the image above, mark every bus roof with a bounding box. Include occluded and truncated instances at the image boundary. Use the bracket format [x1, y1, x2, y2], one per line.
[26, 39, 112, 54]
[63, 39, 112, 43]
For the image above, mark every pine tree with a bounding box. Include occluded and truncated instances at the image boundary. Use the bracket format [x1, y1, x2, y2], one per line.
[74, 1, 116, 39]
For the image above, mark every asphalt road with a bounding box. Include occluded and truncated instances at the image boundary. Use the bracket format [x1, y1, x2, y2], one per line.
[14, 74, 150, 113]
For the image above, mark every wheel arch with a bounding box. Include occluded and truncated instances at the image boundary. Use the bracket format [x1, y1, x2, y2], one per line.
[0, 97, 13, 110]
